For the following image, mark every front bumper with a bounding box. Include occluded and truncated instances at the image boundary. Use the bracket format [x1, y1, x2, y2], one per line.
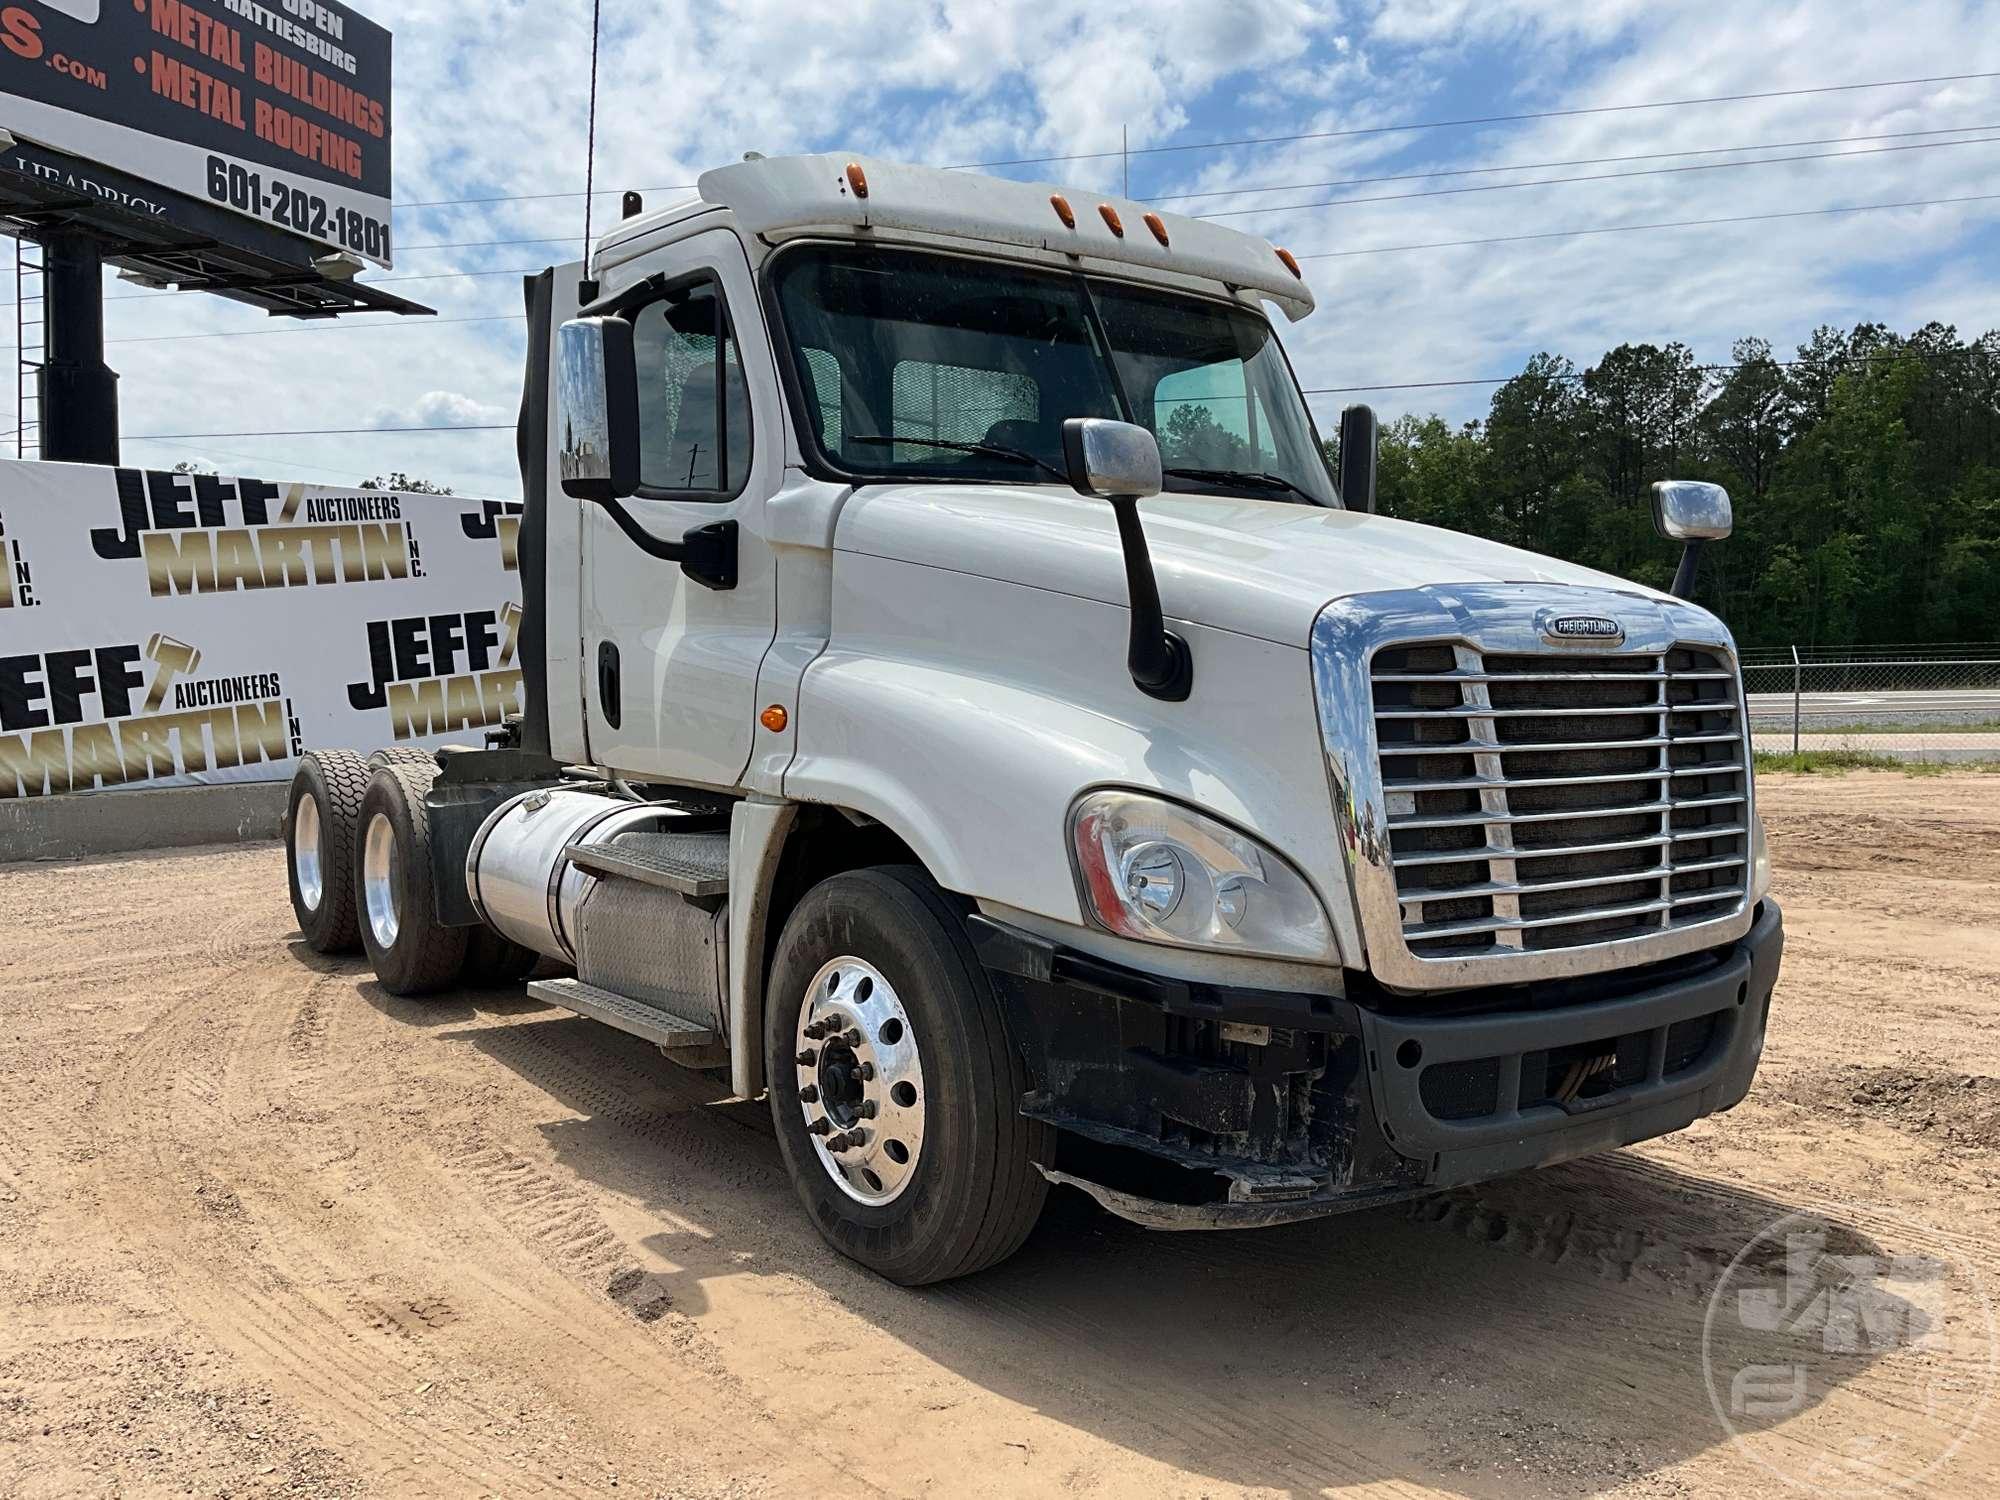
[972, 899, 1784, 1229]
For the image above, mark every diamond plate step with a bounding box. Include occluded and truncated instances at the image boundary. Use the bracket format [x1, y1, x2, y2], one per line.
[528, 976, 718, 1050]
[564, 830, 729, 898]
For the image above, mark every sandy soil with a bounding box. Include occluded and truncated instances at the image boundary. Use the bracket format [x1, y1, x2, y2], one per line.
[2, 771, 1997, 1498]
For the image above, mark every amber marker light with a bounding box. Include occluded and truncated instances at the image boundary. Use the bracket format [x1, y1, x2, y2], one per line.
[1098, 204, 1124, 237]
[1050, 194, 1076, 228]
[1142, 212, 1169, 247]
[760, 705, 790, 733]
[845, 162, 869, 199]
[1275, 247, 1303, 279]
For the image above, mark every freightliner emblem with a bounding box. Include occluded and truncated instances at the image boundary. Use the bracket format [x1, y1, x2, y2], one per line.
[1538, 610, 1626, 647]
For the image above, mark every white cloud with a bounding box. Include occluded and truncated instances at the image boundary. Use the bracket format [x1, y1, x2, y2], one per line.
[93, 0, 2000, 493]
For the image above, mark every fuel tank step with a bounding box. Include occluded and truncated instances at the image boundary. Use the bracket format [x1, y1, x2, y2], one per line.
[564, 830, 729, 899]
[528, 976, 719, 1050]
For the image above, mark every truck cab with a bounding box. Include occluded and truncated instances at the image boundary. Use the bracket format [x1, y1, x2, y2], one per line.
[283, 154, 1782, 1285]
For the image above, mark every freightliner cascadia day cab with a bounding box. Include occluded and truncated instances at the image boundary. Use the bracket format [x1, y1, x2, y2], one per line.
[283, 154, 1783, 1285]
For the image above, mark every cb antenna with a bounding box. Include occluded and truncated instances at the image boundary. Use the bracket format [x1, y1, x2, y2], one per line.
[582, 0, 604, 252]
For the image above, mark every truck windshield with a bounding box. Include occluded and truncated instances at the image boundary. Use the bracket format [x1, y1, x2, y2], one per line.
[770, 244, 1337, 505]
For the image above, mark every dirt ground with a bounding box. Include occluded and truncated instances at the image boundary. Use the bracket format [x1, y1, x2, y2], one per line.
[2, 772, 1998, 1499]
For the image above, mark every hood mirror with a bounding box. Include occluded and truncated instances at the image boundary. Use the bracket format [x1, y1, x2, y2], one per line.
[1651, 480, 1733, 599]
[1061, 418, 1191, 703]
[1337, 404, 1378, 513]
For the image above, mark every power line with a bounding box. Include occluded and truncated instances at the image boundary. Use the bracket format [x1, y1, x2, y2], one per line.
[959, 70, 2000, 170]
[117, 347, 1993, 443]
[1149, 122, 2000, 203]
[1299, 344, 1996, 398]
[1295, 191, 2000, 258]
[380, 69, 2000, 213]
[127, 424, 513, 439]
[1188, 134, 2000, 221]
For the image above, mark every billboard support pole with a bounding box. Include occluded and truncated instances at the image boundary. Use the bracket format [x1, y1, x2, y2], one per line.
[37, 230, 120, 466]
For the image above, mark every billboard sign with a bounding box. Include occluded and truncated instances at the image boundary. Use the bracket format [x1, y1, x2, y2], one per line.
[0, 0, 393, 267]
[1, 460, 525, 801]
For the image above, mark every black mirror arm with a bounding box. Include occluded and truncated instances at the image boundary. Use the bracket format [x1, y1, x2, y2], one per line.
[1105, 495, 1193, 702]
[594, 499, 739, 591]
[1670, 537, 1706, 600]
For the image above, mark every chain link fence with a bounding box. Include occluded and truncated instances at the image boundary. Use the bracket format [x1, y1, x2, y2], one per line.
[1738, 644, 2000, 764]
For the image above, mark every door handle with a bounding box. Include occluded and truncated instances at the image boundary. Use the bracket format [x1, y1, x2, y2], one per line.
[597, 641, 622, 729]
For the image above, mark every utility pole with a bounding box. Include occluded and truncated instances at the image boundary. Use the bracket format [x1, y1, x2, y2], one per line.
[1122, 125, 1129, 197]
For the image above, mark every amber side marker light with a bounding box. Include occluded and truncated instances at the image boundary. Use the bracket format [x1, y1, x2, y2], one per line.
[1143, 212, 1169, 247]
[1050, 194, 1076, 229]
[845, 162, 869, 199]
[760, 705, 789, 733]
[1275, 247, 1303, 279]
[1098, 204, 1124, 237]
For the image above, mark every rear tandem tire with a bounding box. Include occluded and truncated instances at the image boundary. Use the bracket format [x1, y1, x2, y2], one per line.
[286, 750, 372, 954]
[367, 747, 440, 771]
[354, 764, 469, 996]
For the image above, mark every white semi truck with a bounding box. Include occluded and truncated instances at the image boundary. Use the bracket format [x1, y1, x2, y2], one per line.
[282, 154, 1783, 1285]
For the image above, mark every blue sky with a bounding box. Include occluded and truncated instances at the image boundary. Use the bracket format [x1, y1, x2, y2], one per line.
[84, 0, 2000, 496]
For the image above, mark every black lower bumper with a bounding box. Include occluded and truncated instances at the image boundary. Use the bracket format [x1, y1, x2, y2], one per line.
[972, 900, 1784, 1228]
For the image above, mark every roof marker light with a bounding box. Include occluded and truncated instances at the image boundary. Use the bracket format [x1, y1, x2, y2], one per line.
[1143, 212, 1169, 247]
[1275, 247, 1303, 279]
[1098, 204, 1124, 237]
[1050, 194, 1076, 229]
[845, 162, 869, 199]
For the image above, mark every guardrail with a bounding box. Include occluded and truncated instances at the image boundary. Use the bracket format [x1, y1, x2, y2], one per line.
[1738, 645, 2000, 764]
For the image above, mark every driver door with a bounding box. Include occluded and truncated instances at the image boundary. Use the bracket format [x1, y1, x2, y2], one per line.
[581, 229, 778, 789]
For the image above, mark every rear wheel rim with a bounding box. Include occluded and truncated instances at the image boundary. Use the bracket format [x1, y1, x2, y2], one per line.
[795, 957, 926, 1206]
[294, 793, 323, 912]
[362, 812, 401, 949]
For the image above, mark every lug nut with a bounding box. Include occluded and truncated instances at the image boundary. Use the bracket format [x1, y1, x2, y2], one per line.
[803, 1020, 828, 1041]
[807, 1117, 832, 1136]
[857, 1100, 878, 1119]
[857, 1062, 875, 1081]
[795, 1048, 817, 1065]
[840, 1027, 864, 1047]
[799, 1085, 819, 1103]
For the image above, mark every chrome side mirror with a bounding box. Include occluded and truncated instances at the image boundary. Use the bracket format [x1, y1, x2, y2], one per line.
[1060, 418, 1189, 702]
[1652, 480, 1733, 542]
[1651, 480, 1732, 600]
[557, 316, 640, 502]
[1060, 418, 1162, 500]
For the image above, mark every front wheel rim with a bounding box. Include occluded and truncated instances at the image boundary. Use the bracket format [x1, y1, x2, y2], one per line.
[795, 957, 926, 1206]
[294, 793, 323, 912]
[361, 812, 401, 950]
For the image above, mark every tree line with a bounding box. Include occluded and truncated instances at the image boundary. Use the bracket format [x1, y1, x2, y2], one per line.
[1331, 323, 2000, 649]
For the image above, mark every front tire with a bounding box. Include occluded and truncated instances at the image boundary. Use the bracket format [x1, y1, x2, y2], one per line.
[286, 750, 371, 954]
[765, 867, 1050, 1285]
[354, 764, 468, 996]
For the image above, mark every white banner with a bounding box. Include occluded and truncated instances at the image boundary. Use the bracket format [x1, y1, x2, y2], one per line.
[0, 458, 524, 800]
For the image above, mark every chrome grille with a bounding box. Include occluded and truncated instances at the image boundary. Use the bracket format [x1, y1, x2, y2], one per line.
[1370, 641, 1749, 959]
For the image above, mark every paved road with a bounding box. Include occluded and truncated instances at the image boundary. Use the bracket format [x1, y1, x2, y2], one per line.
[1745, 687, 2000, 728]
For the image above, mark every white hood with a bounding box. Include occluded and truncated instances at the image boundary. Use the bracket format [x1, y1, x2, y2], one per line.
[835, 484, 1672, 647]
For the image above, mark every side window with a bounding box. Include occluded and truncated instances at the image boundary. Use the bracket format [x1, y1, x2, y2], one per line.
[631, 280, 751, 496]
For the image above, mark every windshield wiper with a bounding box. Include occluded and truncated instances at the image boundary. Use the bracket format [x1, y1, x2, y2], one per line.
[848, 434, 1067, 482]
[1163, 466, 1320, 504]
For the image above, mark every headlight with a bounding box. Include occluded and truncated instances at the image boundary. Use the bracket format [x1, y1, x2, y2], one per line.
[1750, 811, 1772, 905]
[1069, 790, 1336, 963]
